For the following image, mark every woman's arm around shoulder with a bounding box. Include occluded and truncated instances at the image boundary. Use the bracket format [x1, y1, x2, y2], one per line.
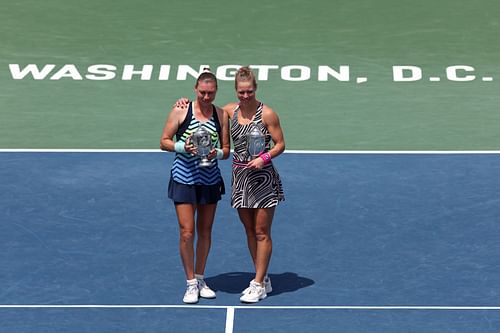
[222, 102, 239, 119]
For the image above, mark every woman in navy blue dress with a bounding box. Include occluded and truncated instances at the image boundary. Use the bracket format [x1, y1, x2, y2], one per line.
[160, 70, 230, 303]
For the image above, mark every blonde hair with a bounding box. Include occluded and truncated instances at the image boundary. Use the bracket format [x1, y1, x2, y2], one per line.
[235, 66, 257, 90]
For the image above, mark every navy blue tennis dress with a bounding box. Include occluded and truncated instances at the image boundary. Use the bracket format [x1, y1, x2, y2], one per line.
[168, 102, 225, 204]
[231, 103, 284, 208]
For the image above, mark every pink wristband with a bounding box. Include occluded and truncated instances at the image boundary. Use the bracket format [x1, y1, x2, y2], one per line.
[259, 152, 272, 165]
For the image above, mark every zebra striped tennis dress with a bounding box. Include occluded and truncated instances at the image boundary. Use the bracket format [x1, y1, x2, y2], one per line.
[231, 103, 284, 208]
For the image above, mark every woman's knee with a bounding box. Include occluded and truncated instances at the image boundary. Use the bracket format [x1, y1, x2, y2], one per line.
[179, 229, 195, 243]
[197, 228, 212, 240]
[255, 229, 271, 242]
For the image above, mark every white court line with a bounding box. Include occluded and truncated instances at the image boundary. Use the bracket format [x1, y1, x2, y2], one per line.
[1, 149, 500, 154]
[225, 307, 235, 333]
[2, 305, 500, 310]
[4, 304, 500, 333]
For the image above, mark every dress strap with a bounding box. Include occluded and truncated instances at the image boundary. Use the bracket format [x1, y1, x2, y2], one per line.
[176, 102, 193, 141]
[232, 104, 240, 122]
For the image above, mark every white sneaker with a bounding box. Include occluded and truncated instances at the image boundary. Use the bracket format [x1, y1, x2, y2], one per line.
[242, 277, 272, 295]
[240, 280, 267, 303]
[183, 281, 199, 304]
[197, 278, 216, 299]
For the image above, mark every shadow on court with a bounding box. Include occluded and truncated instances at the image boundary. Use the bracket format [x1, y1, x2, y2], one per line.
[205, 272, 314, 296]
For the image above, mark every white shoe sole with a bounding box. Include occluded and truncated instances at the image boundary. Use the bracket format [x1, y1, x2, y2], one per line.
[199, 291, 216, 299]
[240, 293, 267, 303]
[183, 297, 199, 304]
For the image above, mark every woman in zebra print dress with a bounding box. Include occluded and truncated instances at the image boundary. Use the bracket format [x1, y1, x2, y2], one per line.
[160, 70, 230, 304]
[224, 66, 285, 303]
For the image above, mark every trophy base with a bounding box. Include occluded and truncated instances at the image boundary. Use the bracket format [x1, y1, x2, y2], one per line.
[199, 158, 212, 167]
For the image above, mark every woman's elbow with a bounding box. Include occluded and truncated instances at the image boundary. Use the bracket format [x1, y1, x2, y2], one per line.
[160, 139, 169, 151]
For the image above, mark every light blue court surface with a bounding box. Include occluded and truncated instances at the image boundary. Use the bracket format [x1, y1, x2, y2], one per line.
[1, 152, 500, 332]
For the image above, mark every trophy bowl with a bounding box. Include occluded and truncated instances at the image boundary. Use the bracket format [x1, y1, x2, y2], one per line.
[246, 124, 266, 158]
[191, 125, 213, 167]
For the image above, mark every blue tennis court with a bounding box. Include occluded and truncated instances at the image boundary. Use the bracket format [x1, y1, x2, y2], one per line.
[1, 152, 500, 332]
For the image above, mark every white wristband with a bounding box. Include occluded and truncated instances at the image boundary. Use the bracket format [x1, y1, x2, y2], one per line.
[216, 148, 223, 159]
[174, 141, 186, 153]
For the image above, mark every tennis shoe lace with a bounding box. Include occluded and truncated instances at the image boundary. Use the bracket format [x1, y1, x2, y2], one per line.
[186, 284, 198, 295]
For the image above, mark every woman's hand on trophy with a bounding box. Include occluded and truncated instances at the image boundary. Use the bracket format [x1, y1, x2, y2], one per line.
[207, 148, 218, 160]
[174, 97, 190, 109]
[247, 157, 265, 169]
[184, 136, 197, 156]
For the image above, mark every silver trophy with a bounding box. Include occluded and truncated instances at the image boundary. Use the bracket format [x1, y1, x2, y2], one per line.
[191, 125, 212, 167]
[246, 124, 266, 159]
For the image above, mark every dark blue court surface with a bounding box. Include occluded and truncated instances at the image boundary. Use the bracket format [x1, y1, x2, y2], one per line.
[1, 152, 500, 332]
